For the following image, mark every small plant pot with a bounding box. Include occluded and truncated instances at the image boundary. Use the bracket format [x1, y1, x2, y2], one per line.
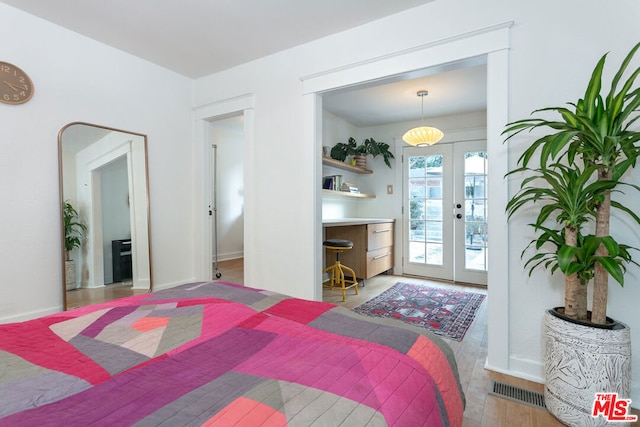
[353, 155, 367, 168]
[544, 308, 631, 426]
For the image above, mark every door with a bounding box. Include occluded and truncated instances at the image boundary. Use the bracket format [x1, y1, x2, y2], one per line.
[403, 140, 487, 285]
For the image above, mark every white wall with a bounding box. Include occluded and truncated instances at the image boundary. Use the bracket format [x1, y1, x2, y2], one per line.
[321, 111, 361, 219]
[192, 0, 640, 402]
[0, 3, 194, 321]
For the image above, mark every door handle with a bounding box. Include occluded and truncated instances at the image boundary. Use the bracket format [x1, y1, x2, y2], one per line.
[373, 253, 391, 260]
[373, 229, 391, 233]
[456, 213, 462, 219]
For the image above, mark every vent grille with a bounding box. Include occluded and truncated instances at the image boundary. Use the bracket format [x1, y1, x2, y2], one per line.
[488, 380, 547, 409]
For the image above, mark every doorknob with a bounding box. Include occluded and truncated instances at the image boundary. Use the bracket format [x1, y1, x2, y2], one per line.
[456, 213, 462, 219]
[456, 203, 462, 209]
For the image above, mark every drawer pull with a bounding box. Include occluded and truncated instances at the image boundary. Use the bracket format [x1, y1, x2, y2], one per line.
[372, 253, 391, 260]
[373, 229, 391, 233]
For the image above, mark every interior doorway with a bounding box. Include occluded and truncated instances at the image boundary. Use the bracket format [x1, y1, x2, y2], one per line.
[209, 114, 245, 277]
[303, 23, 511, 372]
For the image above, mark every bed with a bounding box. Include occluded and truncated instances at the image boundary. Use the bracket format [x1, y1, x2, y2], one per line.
[0, 281, 465, 426]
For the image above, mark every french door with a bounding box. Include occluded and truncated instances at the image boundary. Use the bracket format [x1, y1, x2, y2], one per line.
[403, 140, 488, 285]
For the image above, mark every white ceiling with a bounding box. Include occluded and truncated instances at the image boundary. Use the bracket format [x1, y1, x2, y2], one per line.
[322, 59, 487, 127]
[3, 0, 486, 126]
[1, 0, 434, 78]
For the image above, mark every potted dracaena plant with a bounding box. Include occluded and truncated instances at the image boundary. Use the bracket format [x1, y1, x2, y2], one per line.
[330, 137, 394, 169]
[64, 201, 87, 290]
[504, 41, 640, 426]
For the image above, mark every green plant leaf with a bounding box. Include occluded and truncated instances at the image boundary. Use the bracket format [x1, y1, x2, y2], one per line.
[595, 256, 625, 286]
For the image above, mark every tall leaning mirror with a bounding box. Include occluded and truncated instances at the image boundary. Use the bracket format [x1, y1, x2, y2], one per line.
[59, 122, 152, 310]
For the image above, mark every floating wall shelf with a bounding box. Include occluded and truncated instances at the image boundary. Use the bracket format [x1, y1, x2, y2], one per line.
[322, 156, 372, 174]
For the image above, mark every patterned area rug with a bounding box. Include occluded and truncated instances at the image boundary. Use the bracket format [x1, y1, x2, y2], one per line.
[353, 282, 486, 341]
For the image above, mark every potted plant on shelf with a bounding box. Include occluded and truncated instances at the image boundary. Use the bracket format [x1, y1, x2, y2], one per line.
[63, 201, 87, 290]
[330, 137, 395, 169]
[504, 41, 640, 426]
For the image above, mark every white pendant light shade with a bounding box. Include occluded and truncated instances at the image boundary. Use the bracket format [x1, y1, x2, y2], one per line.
[402, 126, 444, 146]
[402, 90, 444, 146]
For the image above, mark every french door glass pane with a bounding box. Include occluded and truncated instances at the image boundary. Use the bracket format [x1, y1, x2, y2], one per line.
[426, 243, 443, 264]
[409, 178, 426, 198]
[409, 220, 425, 241]
[410, 200, 425, 219]
[465, 246, 487, 271]
[408, 154, 443, 266]
[409, 241, 425, 262]
[425, 200, 442, 221]
[464, 152, 488, 271]
[466, 200, 485, 222]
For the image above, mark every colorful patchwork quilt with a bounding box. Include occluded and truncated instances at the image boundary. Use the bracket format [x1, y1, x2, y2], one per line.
[0, 281, 464, 426]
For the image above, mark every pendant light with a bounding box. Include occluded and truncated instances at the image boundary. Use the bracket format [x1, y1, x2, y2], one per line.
[402, 90, 444, 146]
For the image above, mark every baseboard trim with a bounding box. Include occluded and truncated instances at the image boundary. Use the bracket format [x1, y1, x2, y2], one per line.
[152, 279, 198, 292]
[0, 306, 63, 324]
[213, 252, 243, 262]
[484, 360, 544, 385]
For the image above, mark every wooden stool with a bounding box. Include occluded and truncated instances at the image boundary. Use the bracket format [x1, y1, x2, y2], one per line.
[323, 239, 358, 301]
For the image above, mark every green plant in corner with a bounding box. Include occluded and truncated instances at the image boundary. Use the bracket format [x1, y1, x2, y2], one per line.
[63, 201, 87, 261]
[504, 41, 640, 325]
[330, 137, 395, 168]
[506, 162, 637, 321]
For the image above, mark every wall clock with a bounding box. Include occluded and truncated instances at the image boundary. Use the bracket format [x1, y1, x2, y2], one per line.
[1, 61, 34, 105]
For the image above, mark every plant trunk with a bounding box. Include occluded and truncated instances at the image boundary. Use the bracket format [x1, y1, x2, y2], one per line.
[592, 169, 612, 325]
[563, 225, 583, 320]
[575, 282, 587, 321]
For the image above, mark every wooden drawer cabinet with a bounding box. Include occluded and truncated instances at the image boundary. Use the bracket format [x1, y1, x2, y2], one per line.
[325, 221, 394, 280]
[367, 222, 393, 251]
[366, 246, 393, 278]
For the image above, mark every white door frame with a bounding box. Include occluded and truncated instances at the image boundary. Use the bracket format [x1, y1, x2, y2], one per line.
[302, 23, 512, 372]
[194, 94, 256, 286]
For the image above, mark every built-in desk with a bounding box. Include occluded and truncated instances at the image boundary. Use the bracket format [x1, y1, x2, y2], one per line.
[323, 218, 395, 280]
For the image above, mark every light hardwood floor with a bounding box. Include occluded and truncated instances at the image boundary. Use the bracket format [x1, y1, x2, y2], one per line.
[65, 282, 148, 310]
[69, 258, 636, 426]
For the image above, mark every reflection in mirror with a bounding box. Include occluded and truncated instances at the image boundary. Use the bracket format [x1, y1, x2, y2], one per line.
[59, 122, 152, 310]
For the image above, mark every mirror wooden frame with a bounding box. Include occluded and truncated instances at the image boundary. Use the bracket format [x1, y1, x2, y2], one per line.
[58, 122, 152, 310]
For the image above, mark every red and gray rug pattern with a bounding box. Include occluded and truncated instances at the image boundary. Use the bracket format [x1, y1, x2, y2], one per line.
[353, 282, 486, 341]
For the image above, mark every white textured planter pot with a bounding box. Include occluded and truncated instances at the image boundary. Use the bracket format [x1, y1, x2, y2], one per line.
[544, 309, 632, 427]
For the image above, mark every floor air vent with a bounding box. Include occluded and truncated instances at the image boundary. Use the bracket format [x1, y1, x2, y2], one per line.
[488, 380, 547, 409]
